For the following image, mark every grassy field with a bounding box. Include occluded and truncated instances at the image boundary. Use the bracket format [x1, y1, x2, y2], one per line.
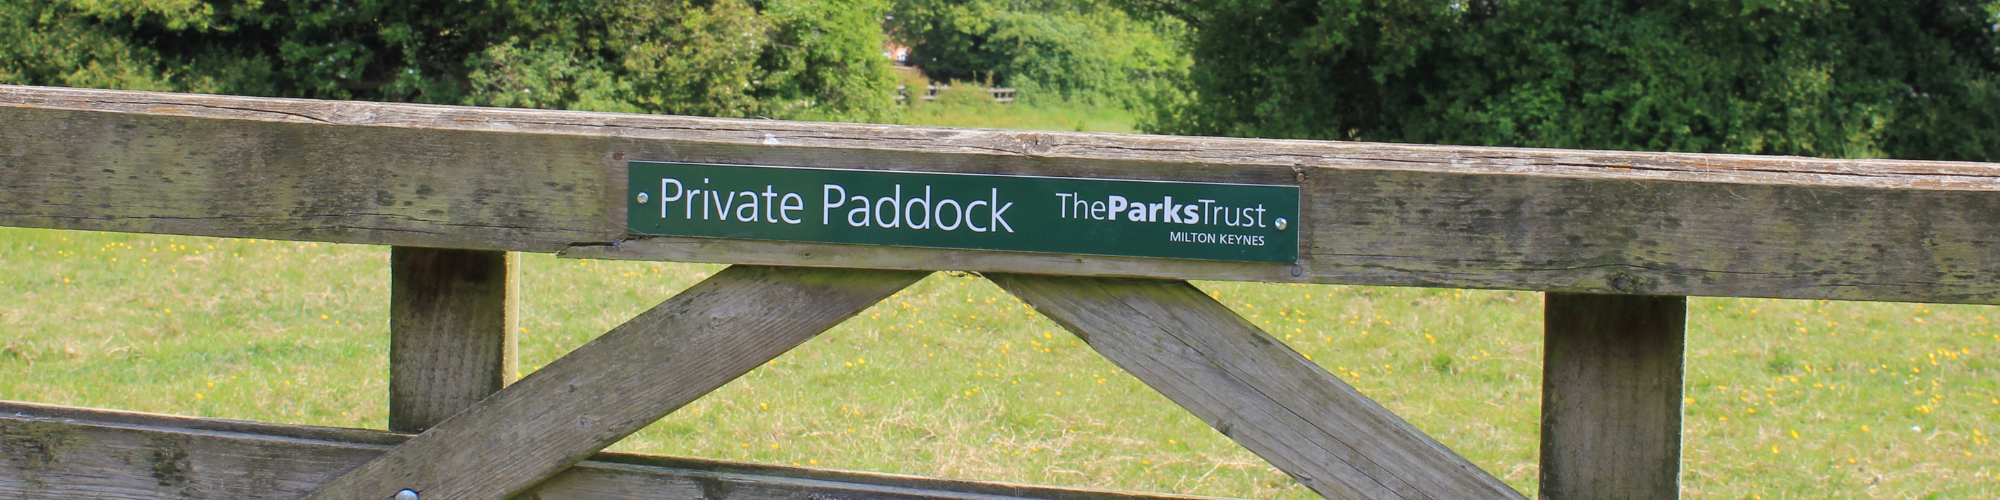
[2, 226, 1995, 498]
[886, 70, 1142, 133]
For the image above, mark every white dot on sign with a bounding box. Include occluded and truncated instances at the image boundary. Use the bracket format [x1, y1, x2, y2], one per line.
[395, 490, 419, 500]
[637, 192, 650, 204]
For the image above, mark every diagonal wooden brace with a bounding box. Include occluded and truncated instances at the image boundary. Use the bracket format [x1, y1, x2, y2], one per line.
[306, 265, 929, 500]
[988, 274, 1523, 500]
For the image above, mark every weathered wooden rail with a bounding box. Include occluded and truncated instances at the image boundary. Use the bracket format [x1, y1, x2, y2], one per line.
[2, 84, 1997, 500]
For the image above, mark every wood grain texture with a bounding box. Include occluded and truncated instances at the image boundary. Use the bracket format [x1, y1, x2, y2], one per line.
[389, 247, 519, 432]
[7, 85, 2000, 303]
[988, 273, 1524, 500]
[0, 88, 616, 252]
[1540, 293, 1687, 500]
[0, 400, 1225, 500]
[308, 265, 927, 500]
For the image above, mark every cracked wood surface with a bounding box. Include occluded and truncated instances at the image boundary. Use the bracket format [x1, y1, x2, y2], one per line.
[306, 265, 927, 500]
[0, 400, 1225, 500]
[989, 273, 1525, 500]
[6, 85, 2000, 303]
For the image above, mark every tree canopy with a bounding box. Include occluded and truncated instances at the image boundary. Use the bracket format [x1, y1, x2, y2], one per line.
[888, 0, 1188, 107]
[8, 0, 1998, 161]
[0, 0, 899, 121]
[1137, 0, 2000, 161]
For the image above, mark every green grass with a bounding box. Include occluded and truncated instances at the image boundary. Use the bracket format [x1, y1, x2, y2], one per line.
[3, 226, 1995, 498]
[887, 75, 1141, 133]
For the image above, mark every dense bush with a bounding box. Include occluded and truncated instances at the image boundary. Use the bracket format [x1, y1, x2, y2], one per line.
[0, 0, 899, 121]
[889, 0, 1188, 107]
[1138, 0, 2000, 161]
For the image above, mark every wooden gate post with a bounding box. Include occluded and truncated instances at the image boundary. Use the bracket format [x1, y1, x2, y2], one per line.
[1540, 293, 1686, 500]
[388, 247, 519, 433]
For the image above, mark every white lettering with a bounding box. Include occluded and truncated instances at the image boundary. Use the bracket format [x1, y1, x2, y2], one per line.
[735, 190, 759, 222]
[989, 188, 1013, 233]
[711, 190, 731, 221]
[874, 185, 902, 228]
[761, 186, 778, 222]
[822, 184, 846, 225]
[779, 193, 804, 224]
[659, 179, 683, 219]
[847, 195, 870, 227]
[936, 199, 963, 231]
[906, 186, 932, 229]
[967, 200, 988, 232]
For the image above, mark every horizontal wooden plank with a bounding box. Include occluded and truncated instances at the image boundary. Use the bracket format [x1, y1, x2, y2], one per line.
[6, 85, 2000, 302]
[0, 400, 1229, 500]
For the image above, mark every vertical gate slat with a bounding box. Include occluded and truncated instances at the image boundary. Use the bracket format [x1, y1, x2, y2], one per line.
[1540, 293, 1687, 500]
[389, 247, 520, 433]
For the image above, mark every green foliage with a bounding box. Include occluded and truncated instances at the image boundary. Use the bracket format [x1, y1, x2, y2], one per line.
[1141, 0, 2000, 161]
[1767, 351, 1798, 375]
[1429, 352, 1456, 374]
[757, 0, 902, 121]
[0, 0, 898, 121]
[890, 0, 1188, 107]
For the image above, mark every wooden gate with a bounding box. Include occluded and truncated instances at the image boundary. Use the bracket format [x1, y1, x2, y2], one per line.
[3, 84, 1996, 499]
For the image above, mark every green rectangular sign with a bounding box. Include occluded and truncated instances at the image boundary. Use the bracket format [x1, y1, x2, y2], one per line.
[626, 161, 1299, 263]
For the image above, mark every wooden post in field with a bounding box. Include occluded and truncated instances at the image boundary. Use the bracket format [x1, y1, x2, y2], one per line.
[389, 247, 519, 433]
[1540, 293, 1686, 500]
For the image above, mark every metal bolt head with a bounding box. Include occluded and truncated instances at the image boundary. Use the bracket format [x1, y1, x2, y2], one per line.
[636, 192, 651, 204]
[394, 489, 419, 500]
[1274, 217, 1289, 231]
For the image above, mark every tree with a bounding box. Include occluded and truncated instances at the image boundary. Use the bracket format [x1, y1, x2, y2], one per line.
[1137, 0, 2000, 161]
[889, 0, 1188, 107]
[0, 0, 899, 121]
